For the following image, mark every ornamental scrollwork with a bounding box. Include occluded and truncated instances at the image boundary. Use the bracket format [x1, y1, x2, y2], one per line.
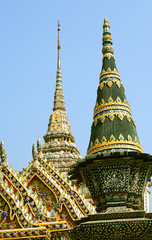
[101, 168, 126, 191]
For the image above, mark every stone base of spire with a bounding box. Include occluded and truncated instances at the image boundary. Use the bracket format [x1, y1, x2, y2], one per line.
[69, 151, 152, 213]
[68, 210, 152, 239]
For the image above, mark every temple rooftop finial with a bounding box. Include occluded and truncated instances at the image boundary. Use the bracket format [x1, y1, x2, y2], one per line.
[0, 140, 8, 169]
[0, 141, 7, 162]
[32, 144, 39, 170]
[102, 17, 114, 56]
[53, 21, 66, 111]
[32, 144, 37, 161]
[37, 137, 42, 154]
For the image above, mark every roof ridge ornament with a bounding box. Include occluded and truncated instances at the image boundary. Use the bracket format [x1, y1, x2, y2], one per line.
[32, 144, 39, 171]
[0, 141, 8, 169]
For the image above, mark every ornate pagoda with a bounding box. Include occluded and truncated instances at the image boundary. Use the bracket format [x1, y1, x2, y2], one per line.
[0, 22, 95, 239]
[68, 18, 152, 239]
[43, 21, 81, 176]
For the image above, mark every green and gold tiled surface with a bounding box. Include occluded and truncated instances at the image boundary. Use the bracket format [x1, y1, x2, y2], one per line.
[87, 18, 143, 156]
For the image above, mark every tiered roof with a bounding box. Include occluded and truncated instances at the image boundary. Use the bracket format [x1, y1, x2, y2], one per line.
[0, 142, 94, 239]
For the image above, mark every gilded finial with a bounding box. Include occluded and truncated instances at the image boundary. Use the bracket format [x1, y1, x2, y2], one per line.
[102, 17, 114, 56]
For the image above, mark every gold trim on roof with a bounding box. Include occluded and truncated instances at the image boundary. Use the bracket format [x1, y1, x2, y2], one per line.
[99, 79, 123, 90]
[24, 160, 92, 218]
[103, 52, 113, 59]
[94, 100, 131, 116]
[87, 138, 143, 156]
[100, 73, 121, 81]
[93, 112, 134, 126]
[100, 68, 120, 78]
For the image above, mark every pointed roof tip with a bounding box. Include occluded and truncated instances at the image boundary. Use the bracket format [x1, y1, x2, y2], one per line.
[0, 140, 5, 151]
[32, 143, 37, 153]
[103, 17, 110, 29]
[0, 140, 7, 161]
[102, 17, 114, 56]
[37, 137, 41, 147]
[53, 21, 66, 112]
[32, 143, 35, 150]
[104, 17, 109, 23]
[37, 137, 42, 153]
[37, 137, 41, 145]
[32, 144, 37, 157]
[58, 20, 61, 30]
[0, 141, 4, 154]
[57, 20, 61, 70]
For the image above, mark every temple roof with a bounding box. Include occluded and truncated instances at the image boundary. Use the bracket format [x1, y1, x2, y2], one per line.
[87, 18, 143, 156]
[0, 141, 95, 239]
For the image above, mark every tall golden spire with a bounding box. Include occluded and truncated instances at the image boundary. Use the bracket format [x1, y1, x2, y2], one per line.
[53, 21, 65, 111]
[43, 22, 81, 174]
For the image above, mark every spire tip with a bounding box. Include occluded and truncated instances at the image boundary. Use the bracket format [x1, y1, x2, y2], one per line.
[53, 22, 66, 111]
[102, 17, 114, 56]
[104, 17, 109, 22]
[58, 21, 61, 31]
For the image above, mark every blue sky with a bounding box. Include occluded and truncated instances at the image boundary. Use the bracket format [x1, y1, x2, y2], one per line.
[0, 0, 152, 174]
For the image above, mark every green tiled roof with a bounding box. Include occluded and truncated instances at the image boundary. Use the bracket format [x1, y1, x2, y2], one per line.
[87, 18, 143, 156]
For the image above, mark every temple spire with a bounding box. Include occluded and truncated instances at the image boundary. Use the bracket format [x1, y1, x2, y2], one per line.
[53, 21, 66, 111]
[87, 18, 143, 155]
[43, 22, 81, 175]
